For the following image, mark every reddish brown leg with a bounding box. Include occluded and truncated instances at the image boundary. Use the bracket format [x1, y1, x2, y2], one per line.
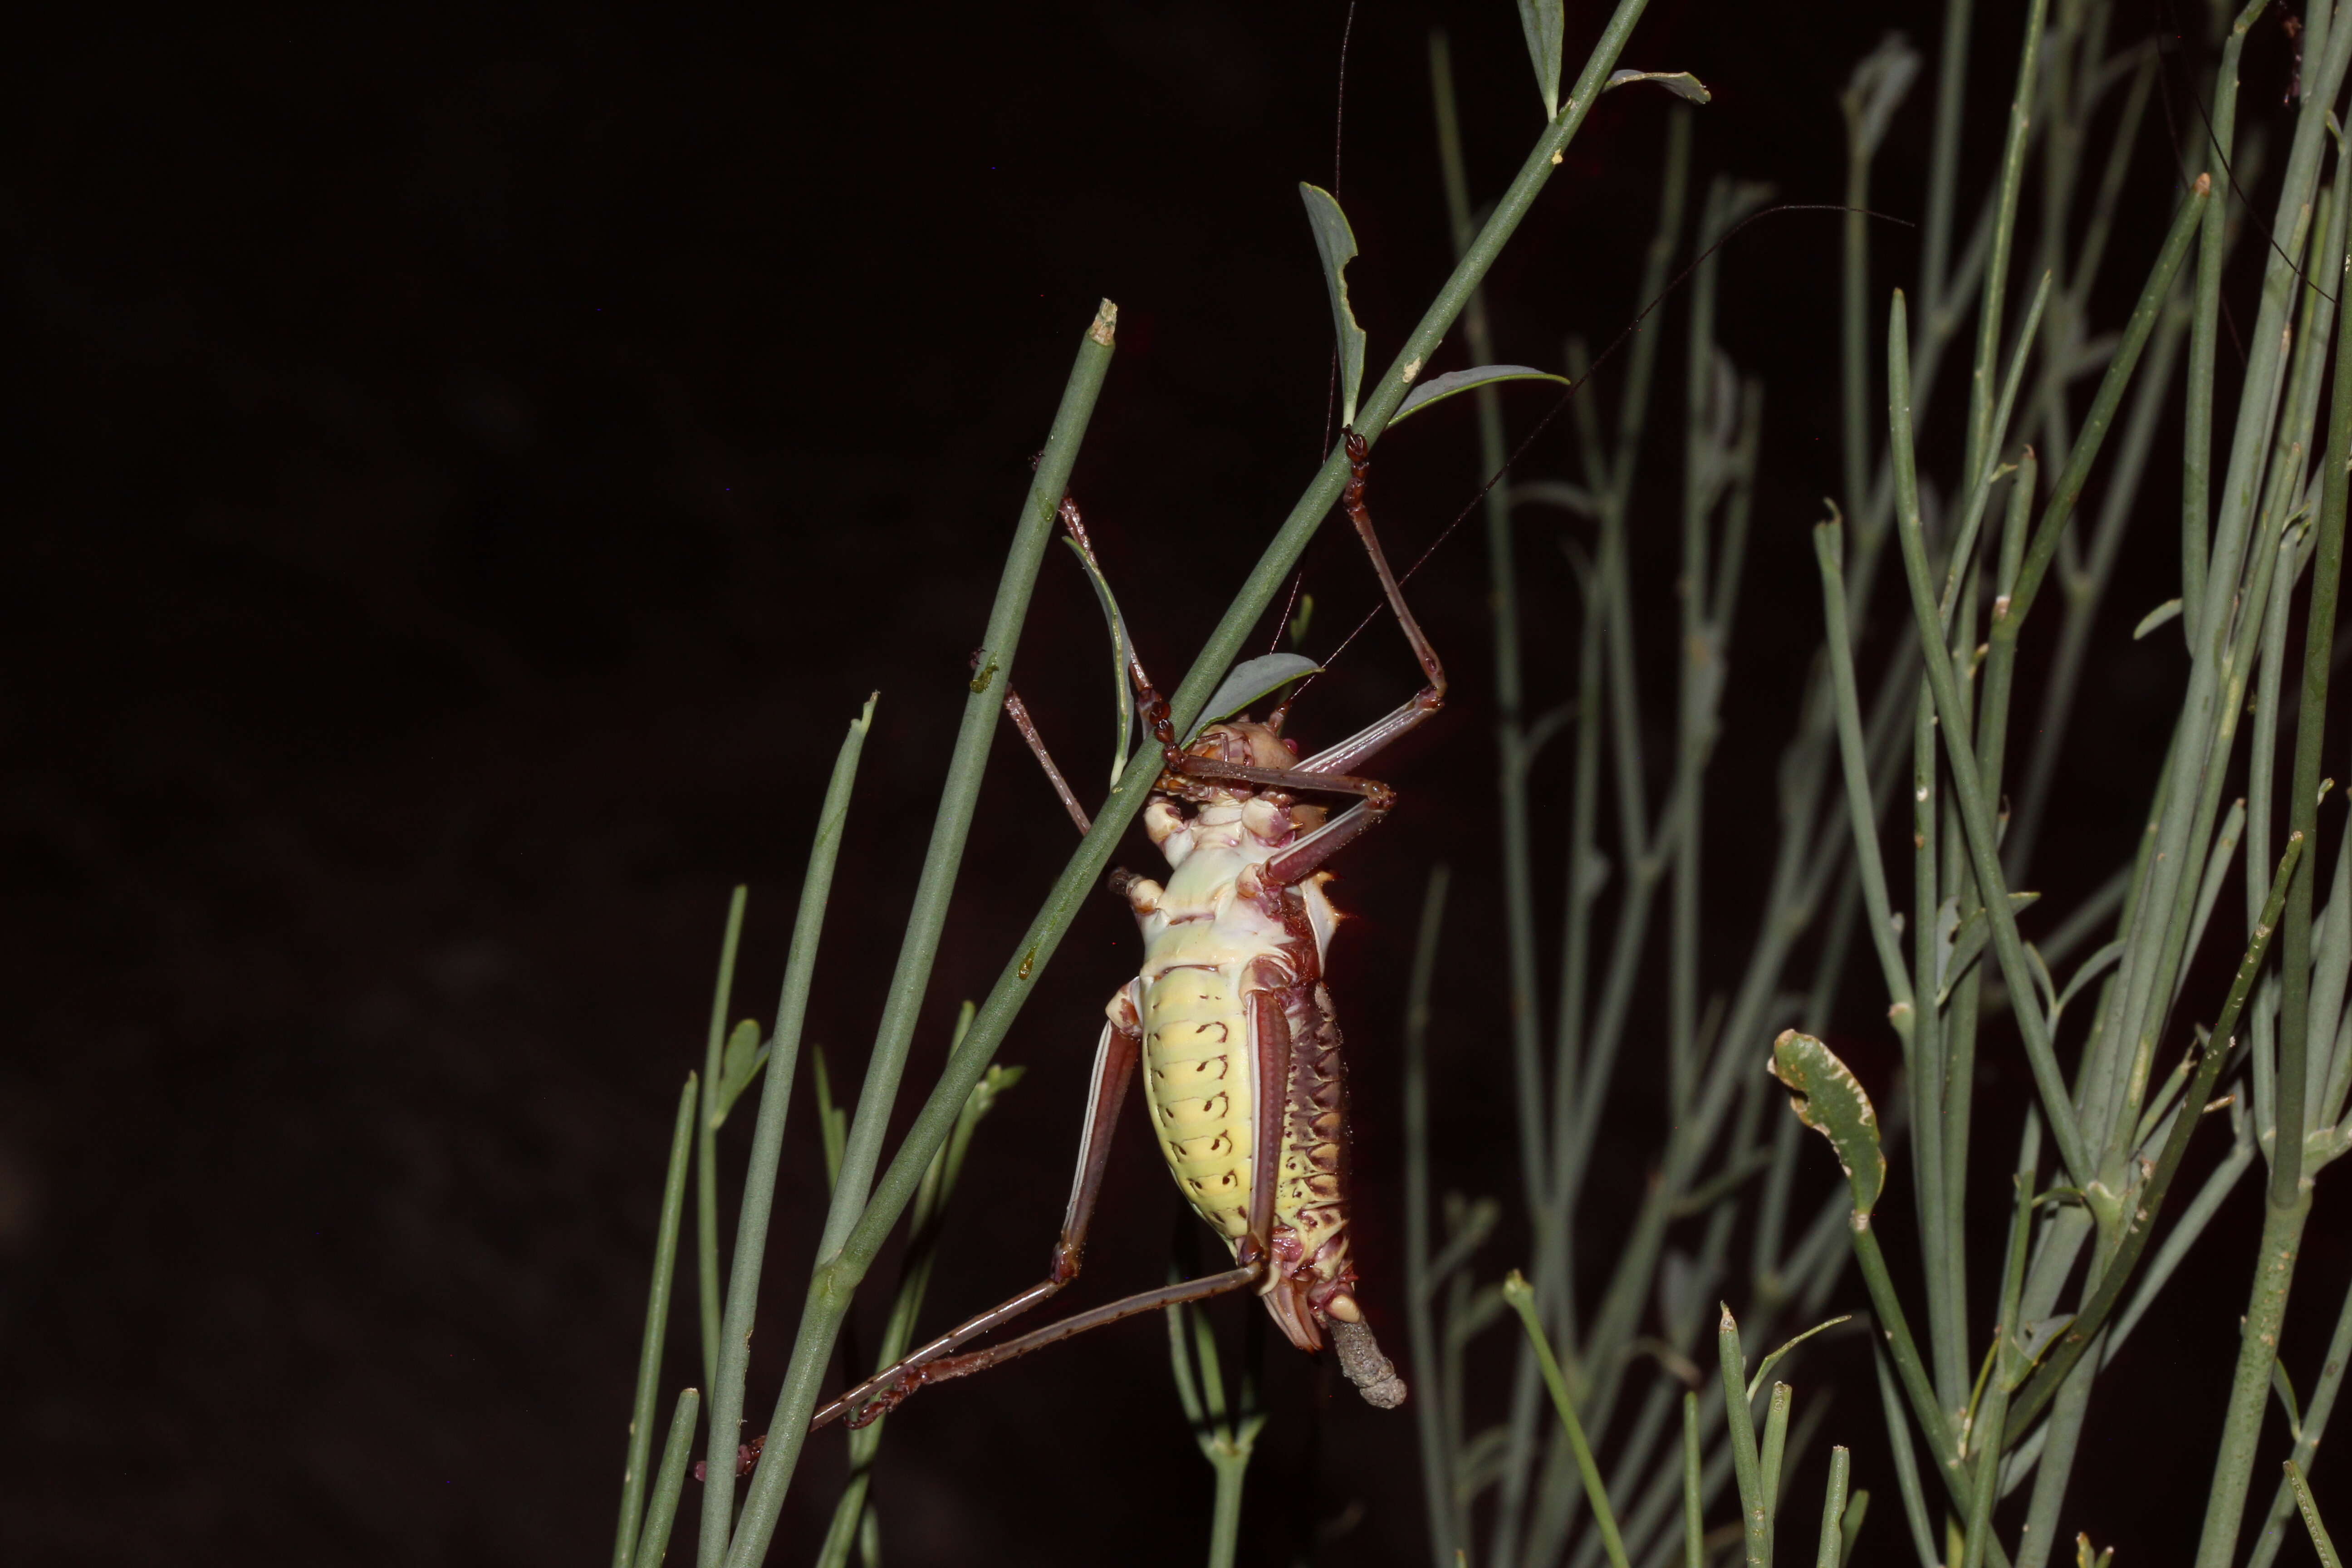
[813, 984, 1298, 1431]
[1283, 429, 1447, 778]
[1000, 683, 1091, 835]
[1246, 989, 1289, 1249]
[994, 485, 1174, 836]
[808, 989, 1144, 1431]
[864, 1264, 1262, 1408]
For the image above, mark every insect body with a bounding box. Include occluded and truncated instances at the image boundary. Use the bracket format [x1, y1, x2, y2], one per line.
[1123, 723, 1373, 1374]
[810, 431, 1436, 1427]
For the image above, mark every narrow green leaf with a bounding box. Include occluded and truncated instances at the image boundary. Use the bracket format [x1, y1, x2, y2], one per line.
[1514, 0, 1564, 118]
[811, 1047, 847, 1193]
[1391, 364, 1572, 426]
[1287, 592, 1314, 649]
[1769, 1030, 1886, 1218]
[1838, 1488, 1869, 1567]
[1749, 1314, 1855, 1402]
[2132, 598, 2184, 640]
[1192, 652, 1323, 736]
[1299, 183, 1368, 427]
[2274, 1360, 2305, 1439]
[712, 1019, 770, 1127]
[1603, 68, 1710, 103]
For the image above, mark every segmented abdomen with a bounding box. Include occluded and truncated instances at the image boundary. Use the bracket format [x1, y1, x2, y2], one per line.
[1140, 962, 1255, 1240]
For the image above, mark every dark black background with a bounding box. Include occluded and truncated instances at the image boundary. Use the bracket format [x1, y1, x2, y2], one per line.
[6, 0, 2348, 1563]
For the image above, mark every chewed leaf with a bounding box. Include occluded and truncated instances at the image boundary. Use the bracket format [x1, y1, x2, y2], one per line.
[1604, 69, 1711, 103]
[1061, 537, 1140, 785]
[713, 1018, 770, 1126]
[1191, 652, 1322, 739]
[1514, 0, 1564, 118]
[1299, 184, 1368, 428]
[1769, 1029, 1885, 1218]
[1392, 364, 1570, 426]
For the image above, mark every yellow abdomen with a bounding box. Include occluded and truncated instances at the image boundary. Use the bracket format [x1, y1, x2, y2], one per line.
[1140, 961, 1255, 1240]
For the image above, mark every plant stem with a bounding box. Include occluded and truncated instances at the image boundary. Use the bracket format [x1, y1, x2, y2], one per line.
[2275, 103, 2352, 1216]
[615, 1077, 700, 1568]
[1404, 865, 1456, 1568]
[728, 15, 1661, 1544]
[1509, 1272, 1631, 1568]
[701, 703, 873, 1563]
[635, 1388, 704, 1568]
[2194, 1187, 2318, 1566]
[1429, 21, 1548, 1248]
[2287, 1462, 2346, 1568]
[696, 887, 749, 1397]
[1683, 1390, 1704, 1568]
[1815, 1447, 1850, 1568]
[2007, 830, 2303, 1441]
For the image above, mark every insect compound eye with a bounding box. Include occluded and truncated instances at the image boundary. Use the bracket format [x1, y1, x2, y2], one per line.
[1282, 737, 1299, 755]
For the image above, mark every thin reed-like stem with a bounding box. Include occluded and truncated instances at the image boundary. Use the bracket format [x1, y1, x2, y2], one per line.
[696, 887, 749, 1399]
[1404, 865, 1455, 1568]
[701, 703, 873, 1561]
[729, 15, 1661, 1546]
[614, 1077, 700, 1568]
[634, 1388, 703, 1568]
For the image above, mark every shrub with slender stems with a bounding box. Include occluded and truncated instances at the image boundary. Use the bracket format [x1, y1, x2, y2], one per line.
[596, 3, 2352, 1563]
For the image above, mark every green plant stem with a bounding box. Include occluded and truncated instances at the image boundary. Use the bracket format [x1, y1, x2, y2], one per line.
[1963, 1128, 2038, 1568]
[1404, 865, 1456, 1568]
[723, 301, 1113, 1560]
[1759, 1380, 1793, 1562]
[1888, 284, 2086, 1187]
[701, 704, 873, 1563]
[1683, 1390, 1704, 1568]
[615, 1077, 701, 1568]
[1720, 1308, 1767, 1568]
[1509, 1272, 1631, 1568]
[1964, 0, 2047, 485]
[2288, 1462, 2346, 1567]
[2006, 830, 2303, 1441]
[696, 887, 749, 1398]
[2275, 135, 2352, 1215]
[1815, 1448, 1850, 1568]
[2249, 1263, 2352, 1568]
[635, 1388, 703, 1568]
[1921, 0, 1974, 317]
[2183, 5, 2259, 642]
[1876, 1346, 1940, 1568]
[2195, 1186, 2318, 1566]
[1815, 519, 1911, 1019]
[1430, 22, 1548, 1246]
[727, 15, 1658, 1546]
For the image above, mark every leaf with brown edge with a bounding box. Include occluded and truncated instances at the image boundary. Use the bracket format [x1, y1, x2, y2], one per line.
[1768, 1029, 1885, 1219]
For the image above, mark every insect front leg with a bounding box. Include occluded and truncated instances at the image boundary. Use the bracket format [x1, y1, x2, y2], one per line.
[1284, 427, 1448, 779]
